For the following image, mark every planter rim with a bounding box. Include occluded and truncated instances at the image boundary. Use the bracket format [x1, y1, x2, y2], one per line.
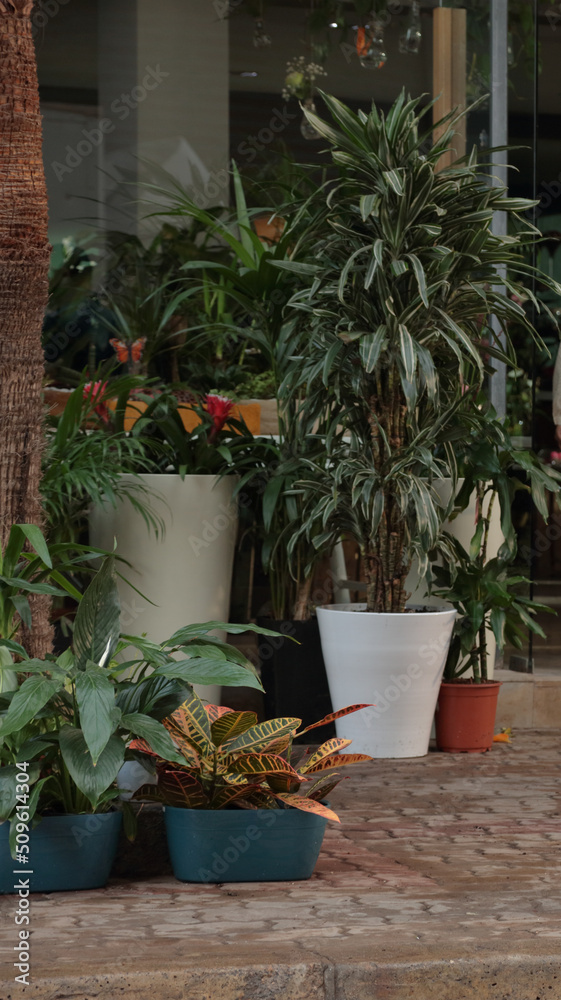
[318, 601, 456, 617]
[440, 680, 502, 688]
[163, 803, 325, 815]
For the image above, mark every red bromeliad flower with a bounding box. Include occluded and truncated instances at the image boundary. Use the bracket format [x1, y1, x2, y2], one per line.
[83, 380, 110, 424]
[203, 394, 234, 440]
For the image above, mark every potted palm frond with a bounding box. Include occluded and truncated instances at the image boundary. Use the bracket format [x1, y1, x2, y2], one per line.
[130, 698, 371, 883]
[278, 91, 561, 758]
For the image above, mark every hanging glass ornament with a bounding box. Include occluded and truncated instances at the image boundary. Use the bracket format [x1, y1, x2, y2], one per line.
[300, 97, 321, 140]
[357, 17, 387, 70]
[253, 18, 271, 47]
[399, 1, 422, 55]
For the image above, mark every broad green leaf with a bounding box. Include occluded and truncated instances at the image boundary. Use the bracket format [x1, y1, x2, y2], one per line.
[360, 326, 386, 373]
[220, 717, 300, 754]
[360, 193, 376, 220]
[59, 726, 125, 809]
[407, 253, 429, 307]
[0, 676, 61, 737]
[17, 524, 53, 567]
[73, 557, 121, 671]
[75, 662, 117, 764]
[469, 519, 485, 561]
[228, 753, 301, 779]
[211, 710, 258, 746]
[121, 712, 186, 764]
[383, 169, 405, 196]
[152, 657, 263, 691]
[0, 765, 19, 821]
[399, 324, 416, 383]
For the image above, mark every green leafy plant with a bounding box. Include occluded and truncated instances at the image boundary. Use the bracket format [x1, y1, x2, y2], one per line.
[432, 411, 561, 681]
[125, 385, 254, 476]
[0, 523, 87, 673]
[131, 698, 372, 822]
[278, 91, 561, 614]
[0, 556, 278, 849]
[42, 377, 163, 545]
[147, 161, 334, 617]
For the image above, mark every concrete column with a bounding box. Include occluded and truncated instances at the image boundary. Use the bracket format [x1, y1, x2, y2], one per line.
[98, 0, 229, 232]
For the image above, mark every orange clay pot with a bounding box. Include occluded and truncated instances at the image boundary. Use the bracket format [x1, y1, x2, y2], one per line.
[435, 681, 501, 753]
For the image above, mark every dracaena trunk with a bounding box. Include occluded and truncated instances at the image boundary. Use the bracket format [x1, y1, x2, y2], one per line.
[364, 370, 410, 613]
[0, 2, 53, 656]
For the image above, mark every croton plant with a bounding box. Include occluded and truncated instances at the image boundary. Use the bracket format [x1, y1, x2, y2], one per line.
[131, 697, 372, 823]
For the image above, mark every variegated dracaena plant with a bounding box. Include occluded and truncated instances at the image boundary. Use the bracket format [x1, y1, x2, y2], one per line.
[130, 695, 372, 823]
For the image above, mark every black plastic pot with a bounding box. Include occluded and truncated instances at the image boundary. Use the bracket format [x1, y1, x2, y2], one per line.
[257, 618, 335, 741]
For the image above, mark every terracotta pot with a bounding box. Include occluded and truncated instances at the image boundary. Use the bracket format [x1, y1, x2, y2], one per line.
[253, 214, 285, 245]
[435, 681, 501, 753]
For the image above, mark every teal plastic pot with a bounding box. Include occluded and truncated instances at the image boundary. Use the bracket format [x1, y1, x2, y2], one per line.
[165, 805, 329, 883]
[0, 812, 122, 894]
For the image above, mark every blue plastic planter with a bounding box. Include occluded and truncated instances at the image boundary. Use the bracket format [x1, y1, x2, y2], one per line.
[0, 812, 122, 894]
[164, 805, 328, 883]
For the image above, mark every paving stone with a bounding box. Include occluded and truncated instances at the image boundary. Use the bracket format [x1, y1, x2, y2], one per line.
[3, 733, 561, 999]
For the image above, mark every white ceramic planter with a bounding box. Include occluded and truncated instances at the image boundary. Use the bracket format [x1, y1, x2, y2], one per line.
[89, 474, 238, 702]
[316, 603, 456, 758]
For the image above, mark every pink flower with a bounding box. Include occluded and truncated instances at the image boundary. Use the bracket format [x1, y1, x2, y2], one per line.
[203, 394, 234, 438]
[83, 380, 110, 423]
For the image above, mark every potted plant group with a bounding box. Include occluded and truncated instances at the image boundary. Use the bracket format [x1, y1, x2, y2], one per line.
[156, 163, 336, 727]
[432, 413, 560, 752]
[0, 556, 276, 893]
[278, 91, 561, 758]
[130, 697, 371, 883]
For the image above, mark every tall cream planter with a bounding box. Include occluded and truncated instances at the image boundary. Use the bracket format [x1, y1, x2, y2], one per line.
[317, 603, 456, 758]
[89, 474, 239, 701]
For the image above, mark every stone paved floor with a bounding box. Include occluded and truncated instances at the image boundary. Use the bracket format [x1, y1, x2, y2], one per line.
[2, 732, 561, 999]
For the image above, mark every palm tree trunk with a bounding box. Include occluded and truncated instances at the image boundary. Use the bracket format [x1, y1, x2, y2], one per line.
[0, 1, 53, 656]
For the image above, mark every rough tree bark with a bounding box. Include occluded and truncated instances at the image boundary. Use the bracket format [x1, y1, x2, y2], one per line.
[0, 0, 53, 656]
